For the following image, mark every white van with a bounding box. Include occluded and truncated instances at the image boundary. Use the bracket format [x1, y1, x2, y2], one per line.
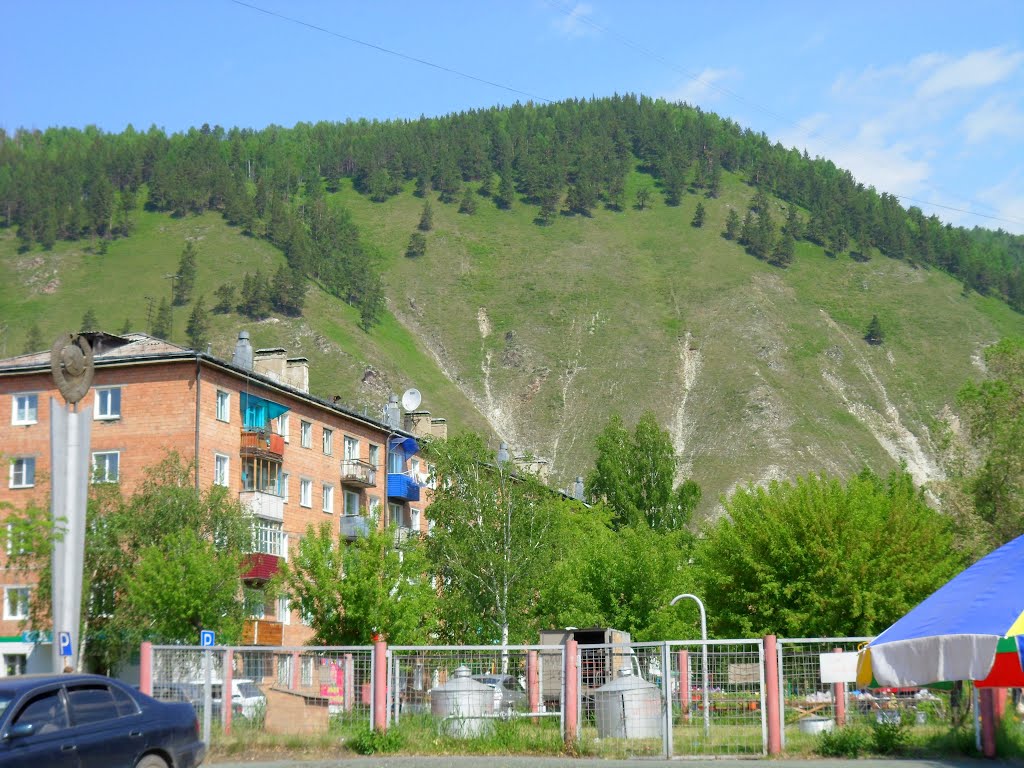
[189, 677, 266, 720]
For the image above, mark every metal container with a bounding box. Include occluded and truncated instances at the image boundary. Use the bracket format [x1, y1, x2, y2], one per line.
[594, 668, 663, 739]
[798, 716, 835, 735]
[430, 665, 495, 738]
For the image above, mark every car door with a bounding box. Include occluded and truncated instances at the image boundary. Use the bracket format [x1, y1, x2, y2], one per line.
[65, 682, 146, 768]
[0, 687, 78, 768]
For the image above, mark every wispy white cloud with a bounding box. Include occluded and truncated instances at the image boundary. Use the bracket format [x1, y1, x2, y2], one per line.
[551, 3, 596, 38]
[961, 96, 1024, 144]
[917, 47, 1024, 99]
[977, 176, 1024, 235]
[662, 67, 738, 106]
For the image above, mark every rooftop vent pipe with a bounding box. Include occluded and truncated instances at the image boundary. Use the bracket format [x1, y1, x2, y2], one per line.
[232, 331, 253, 370]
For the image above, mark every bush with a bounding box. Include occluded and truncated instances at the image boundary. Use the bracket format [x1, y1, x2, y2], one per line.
[871, 717, 909, 754]
[815, 726, 870, 757]
[348, 727, 404, 755]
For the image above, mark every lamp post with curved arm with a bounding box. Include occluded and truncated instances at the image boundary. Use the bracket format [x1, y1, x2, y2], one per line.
[671, 593, 710, 737]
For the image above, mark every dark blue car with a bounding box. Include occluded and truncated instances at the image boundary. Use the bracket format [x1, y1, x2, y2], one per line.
[0, 673, 205, 768]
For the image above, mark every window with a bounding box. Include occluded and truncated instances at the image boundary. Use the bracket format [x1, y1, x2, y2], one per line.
[322, 428, 333, 455]
[67, 685, 122, 725]
[252, 520, 284, 556]
[241, 457, 281, 494]
[14, 690, 68, 732]
[11, 394, 38, 425]
[216, 390, 230, 422]
[9, 458, 35, 489]
[300, 420, 312, 448]
[388, 502, 404, 528]
[277, 596, 290, 625]
[300, 478, 312, 508]
[344, 436, 359, 461]
[4, 654, 26, 676]
[279, 413, 290, 443]
[368, 495, 381, 521]
[282, 472, 290, 502]
[369, 444, 380, 469]
[411, 458, 421, 479]
[322, 484, 334, 514]
[244, 590, 265, 619]
[344, 490, 360, 517]
[6, 523, 26, 556]
[388, 450, 403, 474]
[214, 453, 230, 487]
[4, 587, 29, 620]
[91, 451, 119, 484]
[94, 387, 121, 420]
[411, 508, 421, 533]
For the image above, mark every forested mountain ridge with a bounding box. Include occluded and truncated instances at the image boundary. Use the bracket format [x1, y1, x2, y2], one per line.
[2, 95, 1023, 511]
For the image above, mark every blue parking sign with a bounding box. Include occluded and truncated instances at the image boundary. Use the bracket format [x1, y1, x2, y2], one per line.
[58, 631, 73, 657]
[199, 630, 215, 647]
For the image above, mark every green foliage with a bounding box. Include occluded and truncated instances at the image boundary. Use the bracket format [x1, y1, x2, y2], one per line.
[870, 717, 910, 754]
[458, 186, 477, 215]
[22, 323, 43, 353]
[695, 469, 964, 637]
[417, 200, 433, 232]
[173, 241, 198, 306]
[691, 202, 705, 228]
[275, 521, 438, 645]
[586, 411, 700, 531]
[724, 208, 740, 240]
[815, 726, 870, 757]
[635, 185, 651, 210]
[864, 314, 885, 345]
[348, 727, 404, 755]
[212, 283, 235, 314]
[406, 231, 427, 259]
[185, 296, 210, 349]
[80, 307, 98, 333]
[151, 297, 172, 339]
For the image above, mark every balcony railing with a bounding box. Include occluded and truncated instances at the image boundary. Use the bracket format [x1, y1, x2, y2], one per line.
[240, 490, 284, 523]
[240, 429, 285, 459]
[340, 515, 370, 540]
[387, 473, 421, 502]
[341, 458, 376, 488]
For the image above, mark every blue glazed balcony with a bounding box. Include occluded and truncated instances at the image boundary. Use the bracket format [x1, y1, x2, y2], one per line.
[387, 473, 421, 502]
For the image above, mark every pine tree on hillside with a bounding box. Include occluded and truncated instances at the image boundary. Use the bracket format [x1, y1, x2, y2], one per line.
[496, 172, 515, 210]
[152, 298, 173, 340]
[23, 324, 43, 354]
[635, 186, 652, 210]
[406, 232, 427, 259]
[740, 210, 756, 247]
[864, 315, 885, 345]
[724, 209, 741, 240]
[119, 318, 132, 335]
[173, 241, 197, 306]
[186, 297, 210, 350]
[458, 187, 477, 215]
[771, 232, 796, 267]
[81, 308, 98, 333]
[691, 202, 706, 228]
[418, 201, 433, 232]
[213, 284, 235, 314]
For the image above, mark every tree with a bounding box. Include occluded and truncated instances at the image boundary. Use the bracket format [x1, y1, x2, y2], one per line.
[458, 186, 477, 215]
[405, 231, 427, 259]
[957, 338, 1024, 547]
[864, 314, 884, 345]
[23, 324, 43, 353]
[691, 202, 706, 228]
[173, 241, 198, 306]
[152, 297, 173, 339]
[185, 296, 210, 350]
[213, 283, 236, 314]
[695, 470, 963, 637]
[635, 186, 652, 210]
[417, 200, 433, 232]
[275, 521, 438, 645]
[80, 308, 98, 333]
[119, 318, 132, 335]
[424, 432, 564, 646]
[586, 412, 701, 531]
[495, 172, 516, 210]
[724, 209, 741, 240]
[771, 231, 796, 267]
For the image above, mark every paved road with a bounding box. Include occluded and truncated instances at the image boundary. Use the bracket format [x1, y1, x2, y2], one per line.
[209, 758, 1014, 768]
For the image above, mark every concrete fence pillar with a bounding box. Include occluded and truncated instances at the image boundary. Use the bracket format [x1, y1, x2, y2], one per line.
[527, 650, 540, 715]
[343, 653, 354, 712]
[678, 650, 690, 720]
[373, 640, 388, 732]
[223, 649, 234, 735]
[764, 635, 782, 755]
[139, 642, 153, 697]
[564, 639, 579, 746]
[291, 651, 301, 691]
[833, 648, 846, 727]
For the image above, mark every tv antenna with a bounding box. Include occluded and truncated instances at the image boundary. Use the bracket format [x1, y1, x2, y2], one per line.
[401, 388, 422, 411]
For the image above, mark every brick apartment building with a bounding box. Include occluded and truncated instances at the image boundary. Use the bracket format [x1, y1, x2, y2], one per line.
[0, 330, 444, 675]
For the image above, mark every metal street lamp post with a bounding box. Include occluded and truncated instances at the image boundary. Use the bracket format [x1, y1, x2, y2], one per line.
[671, 593, 710, 737]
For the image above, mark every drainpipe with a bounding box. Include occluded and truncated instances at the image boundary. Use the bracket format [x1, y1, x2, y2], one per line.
[194, 355, 202, 493]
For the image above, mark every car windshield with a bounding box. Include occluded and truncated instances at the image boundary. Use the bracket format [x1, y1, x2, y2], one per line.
[236, 682, 261, 698]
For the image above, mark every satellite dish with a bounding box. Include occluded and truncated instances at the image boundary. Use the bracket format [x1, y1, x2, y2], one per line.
[401, 388, 422, 411]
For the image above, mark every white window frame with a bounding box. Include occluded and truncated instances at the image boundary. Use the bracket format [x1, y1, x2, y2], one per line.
[216, 390, 230, 422]
[300, 420, 312, 449]
[91, 451, 120, 484]
[411, 507, 421, 533]
[9, 458, 35, 489]
[344, 436, 359, 461]
[323, 428, 333, 456]
[277, 596, 290, 625]
[368, 495, 381, 522]
[344, 490, 360, 517]
[94, 387, 122, 420]
[214, 453, 230, 487]
[299, 478, 312, 508]
[369, 444, 380, 469]
[11, 394, 38, 426]
[282, 472, 290, 502]
[322, 484, 334, 514]
[3, 587, 29, 621]
[279, 413, 290, 443]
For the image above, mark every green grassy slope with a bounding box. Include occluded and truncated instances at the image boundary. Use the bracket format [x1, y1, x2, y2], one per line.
[3, 165, 1022, 512]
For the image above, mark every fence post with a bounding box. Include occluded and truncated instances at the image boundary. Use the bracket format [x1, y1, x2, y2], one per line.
[832, 647, 845, 727]
[223, 649, 234, 735]
[564, 639, 578, 746]
[373, 640, 388, 732]
[290, 650, 301, 690]
[527, 650, 540, 715]
[678, 650, 689, 720]
[139, 642, 153, 696]
[764, 635, 781, 755]
[980, 688, 997, 758]
[343, 653, 354, 712]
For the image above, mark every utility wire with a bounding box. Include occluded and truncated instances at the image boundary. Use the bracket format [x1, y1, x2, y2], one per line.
[544, 0, 1024, 229]
[229, 0, 552, 105]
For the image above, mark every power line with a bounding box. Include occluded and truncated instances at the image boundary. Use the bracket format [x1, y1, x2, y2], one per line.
[544, 0, 1024, 230]
[229, 0, 552, 105]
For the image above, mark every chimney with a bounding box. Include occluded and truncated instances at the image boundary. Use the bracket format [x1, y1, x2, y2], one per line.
[384, 394, 401, 429]
[574, 476, 585, 501]
[497, 442, 510, 464]
[285, 357, 309, 393]
[232, 331, 253, 370]
[430, 418, 447, 439]
[403, 410, 432, 438]
[253, 348, 287, 382]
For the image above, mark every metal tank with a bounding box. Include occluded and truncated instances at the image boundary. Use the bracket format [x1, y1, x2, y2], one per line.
[430, 665, 495, 738]
[594, 668, 663, 740]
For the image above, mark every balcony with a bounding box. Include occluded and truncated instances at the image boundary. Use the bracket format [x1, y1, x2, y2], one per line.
[251, 523, 288, 558]
[393, 526, 414, 546]
[240, 490, 284, 523]
[242, 619, 283, 646]
[341, 458, 376, 488]
[340, 515, 370, 540]
[242, 552, 282, 583]
[387, 473, 421, 502]
[240, 429, 285, 460]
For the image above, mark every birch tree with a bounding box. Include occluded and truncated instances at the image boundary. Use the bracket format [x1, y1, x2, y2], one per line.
[424, 433, 562, 647]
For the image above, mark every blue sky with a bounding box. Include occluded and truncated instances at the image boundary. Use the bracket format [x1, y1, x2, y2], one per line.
[4, 1, 1023, 233]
